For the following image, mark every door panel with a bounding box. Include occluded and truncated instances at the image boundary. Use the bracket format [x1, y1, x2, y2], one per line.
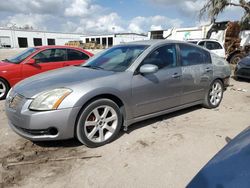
[21, 61, 64, 79]
[132, 67, 182, 117]
[179, 43, 213, 105]
[21, 49, 66, 79]
[131, 44, 182, 117]
[181, 64, 213, 104]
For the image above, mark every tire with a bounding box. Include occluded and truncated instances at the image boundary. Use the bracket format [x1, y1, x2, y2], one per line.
[203, 80, 224, 109]
[229, 53, 244, 65]
[76, 99, 122, 147]
[0, 78, 10, 100]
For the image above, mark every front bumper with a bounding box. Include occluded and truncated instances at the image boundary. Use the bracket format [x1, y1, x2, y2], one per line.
[235, 66, 250, 79]
[5, 95, 81, 141]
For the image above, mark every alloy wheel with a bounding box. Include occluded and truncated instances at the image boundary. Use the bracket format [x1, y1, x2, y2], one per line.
[209, 82, 223, 106]
[84, 105, 118, 143]
[0, 81, 6, 98]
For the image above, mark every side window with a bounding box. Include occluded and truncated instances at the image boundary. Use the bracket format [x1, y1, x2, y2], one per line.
[179, 44, 208, 66]
[198, 41, 205, 47]
[67, 49, 89, 60]
[142, 44, 177, 69]
[33, 49, 67, 63]
[205, 41, 222, 50]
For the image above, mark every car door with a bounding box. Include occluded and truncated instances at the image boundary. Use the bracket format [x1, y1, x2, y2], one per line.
[178, 43, 213, 105]
[64, 49, 90, 66]
[21, 48, 66, 79]
[131, 44, 182, 117]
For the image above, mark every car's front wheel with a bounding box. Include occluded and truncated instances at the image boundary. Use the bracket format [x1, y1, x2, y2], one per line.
[0, 78, 10, 100]
[203, 80, 224, 109]
[76, 99, 122, 147]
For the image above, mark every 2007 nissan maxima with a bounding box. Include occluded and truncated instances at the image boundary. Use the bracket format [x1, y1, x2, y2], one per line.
[5, 40, 231, 147]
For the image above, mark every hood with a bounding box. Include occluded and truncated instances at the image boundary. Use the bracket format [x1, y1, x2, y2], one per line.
[187, 126, 250, 188]
[14, 66, 114, 98]
[239, 55, 250, 67]
[0, 60, 14, 67]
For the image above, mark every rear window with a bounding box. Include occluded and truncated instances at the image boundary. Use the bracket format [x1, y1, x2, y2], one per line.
[205, 41, 223, 50]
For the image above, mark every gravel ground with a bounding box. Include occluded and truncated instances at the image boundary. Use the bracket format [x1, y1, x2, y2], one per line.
[0, 48, 249, 188]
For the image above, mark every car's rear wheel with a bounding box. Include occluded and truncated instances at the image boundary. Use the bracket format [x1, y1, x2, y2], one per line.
[0, 78, 9, 100]
[203, 80, 224, 109]
[229, 53, 244, 65]
[76, 99, 122, 147]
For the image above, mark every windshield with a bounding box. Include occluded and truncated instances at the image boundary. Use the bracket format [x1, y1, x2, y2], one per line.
[4, 48, 38, 64]
[83, 45, 148, 72]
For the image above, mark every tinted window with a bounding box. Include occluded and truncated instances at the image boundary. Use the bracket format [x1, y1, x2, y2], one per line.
[198, 41, 205, 47]
[33, 49, 67, 63]
[179, 44, 211, 66]
[67, 49, 89, 60]
[142, 44, 177, 69]
[205, 41, 222, 50]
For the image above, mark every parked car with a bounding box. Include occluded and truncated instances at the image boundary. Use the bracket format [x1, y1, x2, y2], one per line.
[234, 54, 250, 80]
[0, 46, 93, 99]
[187, 126, 250, 188]
[187, 39, 226, 58]
[5, 40, 231, 147]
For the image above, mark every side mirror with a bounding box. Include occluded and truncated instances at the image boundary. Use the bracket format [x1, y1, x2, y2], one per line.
[139, 64, 158, 74]
[26, 58, 36, 65]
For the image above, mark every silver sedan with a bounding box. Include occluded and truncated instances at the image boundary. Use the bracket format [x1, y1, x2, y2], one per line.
[5, 40, 231, 147]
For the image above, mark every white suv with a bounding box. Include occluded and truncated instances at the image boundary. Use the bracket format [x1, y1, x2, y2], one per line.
[188, 39, 226, 58]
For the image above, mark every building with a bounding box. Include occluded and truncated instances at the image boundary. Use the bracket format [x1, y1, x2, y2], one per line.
[0, 28, 84, 48]
[0, 28, 148, 49]
[81, 33, 148, 48]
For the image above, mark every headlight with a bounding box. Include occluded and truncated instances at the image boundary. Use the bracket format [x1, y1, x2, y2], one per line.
[29, 88, 72, 111]
[6, 88, 13, 99]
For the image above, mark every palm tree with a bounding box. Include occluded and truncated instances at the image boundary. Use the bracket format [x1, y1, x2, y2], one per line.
[200, 0, 250, 29]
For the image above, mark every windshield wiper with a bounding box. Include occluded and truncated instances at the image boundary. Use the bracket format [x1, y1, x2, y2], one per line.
[82, 65, 104, 70]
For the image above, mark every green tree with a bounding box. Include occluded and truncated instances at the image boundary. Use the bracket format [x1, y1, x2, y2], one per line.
[200, 0, 250, 29]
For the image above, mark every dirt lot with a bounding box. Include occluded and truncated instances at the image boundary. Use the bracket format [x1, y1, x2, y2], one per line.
[0, 49, 250, 188]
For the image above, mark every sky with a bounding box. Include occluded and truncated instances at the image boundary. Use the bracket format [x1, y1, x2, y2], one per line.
[0, 0, 244, 34]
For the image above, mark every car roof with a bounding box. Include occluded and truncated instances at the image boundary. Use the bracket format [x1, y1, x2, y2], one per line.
[120, 39, 190, 46]
[120, 39, 211, 52]
[34, 45, 84, 50]
[187, 38, 220, 42]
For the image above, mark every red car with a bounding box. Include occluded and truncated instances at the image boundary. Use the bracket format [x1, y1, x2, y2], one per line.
[0, 46, 93, 99]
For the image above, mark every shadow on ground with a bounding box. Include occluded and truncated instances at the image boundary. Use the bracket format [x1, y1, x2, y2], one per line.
[33, 139, 82, 148]
[119, 105, 202, 136]
[30, 105, 202, 148]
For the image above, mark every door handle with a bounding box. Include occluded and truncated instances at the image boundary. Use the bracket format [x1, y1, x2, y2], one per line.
[205, 67, 212, 72]
[172, 73, 181, 78]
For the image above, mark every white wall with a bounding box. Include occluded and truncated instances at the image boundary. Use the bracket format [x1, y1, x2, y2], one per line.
[0, 28, 83, 48]
[114, 34, 147, 45]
